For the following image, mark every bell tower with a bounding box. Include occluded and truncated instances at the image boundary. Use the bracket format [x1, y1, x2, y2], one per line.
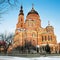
[16, 5, 24, 34]
[17, 5, 24, 29]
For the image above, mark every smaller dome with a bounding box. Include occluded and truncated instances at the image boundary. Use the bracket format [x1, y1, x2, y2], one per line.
[46, 25, 54, 33]
[46, 25, 54, 29]
[46, 21, 54, 29]
[46, 21, 54, 33]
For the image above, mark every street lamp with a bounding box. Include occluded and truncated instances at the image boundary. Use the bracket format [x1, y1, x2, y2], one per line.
[36, 31, 40, 53]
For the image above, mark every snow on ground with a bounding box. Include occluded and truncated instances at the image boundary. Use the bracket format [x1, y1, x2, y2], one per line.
[0, 56, 60, 60]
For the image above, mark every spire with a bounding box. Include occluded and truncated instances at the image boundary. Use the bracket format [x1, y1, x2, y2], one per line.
[21, 5, 23, 10]
[32, 3, 34, 10]
[19, 5, 24, 15]
[48, 21, 50, 26]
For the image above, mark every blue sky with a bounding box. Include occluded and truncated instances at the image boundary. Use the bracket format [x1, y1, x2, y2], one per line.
[0, 0, 60, 42]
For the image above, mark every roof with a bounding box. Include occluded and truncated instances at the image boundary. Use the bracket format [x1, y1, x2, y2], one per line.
[27, 5, 39, 16]
[27, 9, 39, 16]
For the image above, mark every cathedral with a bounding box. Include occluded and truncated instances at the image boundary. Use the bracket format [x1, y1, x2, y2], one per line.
[8, 5, 58, 53]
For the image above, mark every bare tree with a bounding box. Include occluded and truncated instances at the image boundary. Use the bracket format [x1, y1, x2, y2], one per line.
[0, 32, 14, 53]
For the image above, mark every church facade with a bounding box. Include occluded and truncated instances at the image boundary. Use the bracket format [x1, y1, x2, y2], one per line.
[8, 5, 58, 53]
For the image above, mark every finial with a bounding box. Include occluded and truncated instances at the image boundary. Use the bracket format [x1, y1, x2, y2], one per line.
[21, 5, 23, 10]
[32, 3, 34, 10]
[48, 21, 50, 26]
[19, 5, 24, 15]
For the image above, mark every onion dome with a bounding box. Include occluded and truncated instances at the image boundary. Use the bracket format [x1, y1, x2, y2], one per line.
[27, 4, 39, 16]
[19, 5, 24, 15]
[46, 21, 54, 33]
[46, 21, 54, 28]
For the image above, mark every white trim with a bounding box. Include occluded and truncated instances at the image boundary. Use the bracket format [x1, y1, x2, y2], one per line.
[40, 44, 54, 46]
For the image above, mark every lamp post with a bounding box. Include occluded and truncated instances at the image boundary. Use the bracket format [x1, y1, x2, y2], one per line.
[36, 31, 39, 53]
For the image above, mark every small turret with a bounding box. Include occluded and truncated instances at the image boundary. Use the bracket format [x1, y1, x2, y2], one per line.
[46, 21, 54, 33]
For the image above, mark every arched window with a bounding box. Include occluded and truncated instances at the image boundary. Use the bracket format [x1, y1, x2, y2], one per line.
[48, 35, 52, 41]
[28, 20, 34, 27]
[51, 36, 52, 40]
[32, 33, 36, 37]
[21, 18, 22, 21]
[42, 36, 44, 41]
[45, 36, 47, 41]
[48, 36, 50, 41]
[21, 24, 23, 27]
